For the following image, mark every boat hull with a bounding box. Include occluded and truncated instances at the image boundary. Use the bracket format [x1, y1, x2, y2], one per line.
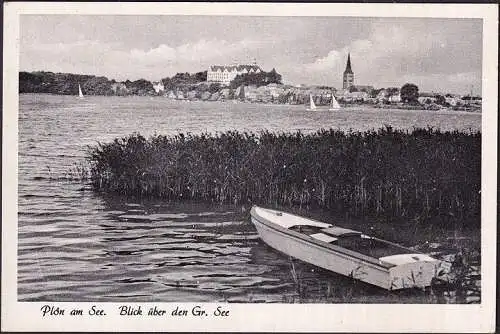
[251, 206, 444, 290]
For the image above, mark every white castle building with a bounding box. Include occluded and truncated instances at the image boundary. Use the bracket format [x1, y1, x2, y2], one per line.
[207, 63, 262, 85]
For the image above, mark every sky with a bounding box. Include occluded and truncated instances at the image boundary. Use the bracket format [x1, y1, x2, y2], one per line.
[20, 15, 483, 94]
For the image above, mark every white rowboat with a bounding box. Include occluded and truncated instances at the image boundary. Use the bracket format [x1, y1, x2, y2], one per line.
[250, 206, 450, 290]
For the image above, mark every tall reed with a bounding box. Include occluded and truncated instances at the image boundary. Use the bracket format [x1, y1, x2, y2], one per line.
[86, 126, 480, 229]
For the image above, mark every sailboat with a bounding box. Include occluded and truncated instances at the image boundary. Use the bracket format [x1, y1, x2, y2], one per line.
[78, 84, 84, 99]
[329, 94, 341, 111]
[306, 94, 317, 111]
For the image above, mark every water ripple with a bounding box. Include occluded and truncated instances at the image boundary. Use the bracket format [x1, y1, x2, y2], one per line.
[17, 94, 481, 303]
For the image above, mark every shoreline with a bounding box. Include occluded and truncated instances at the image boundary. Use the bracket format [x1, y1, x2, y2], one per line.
[19, 92, 482, 114]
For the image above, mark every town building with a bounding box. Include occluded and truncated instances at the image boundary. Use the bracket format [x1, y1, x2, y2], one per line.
[389, 93, 401, 103]
[342, 53, 354, 90]
[376, 89, 389, 102]
[341, 91, 369, 102]
[207, 63, 262, 85]
[445, 95, 461, 106]
[376, 88, 400, 103]
[354, 85, 374, 94]
[418, 92, 438, 104]
[152, 81, 165, 94]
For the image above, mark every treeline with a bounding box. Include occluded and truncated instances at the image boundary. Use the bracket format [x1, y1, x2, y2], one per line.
[20, 71, 111, 95]
[18, 69, 283, 97]
[161, 71, 207, 90]
[87, 127, 481, 230]
[19, 71, 155, 96]
[229, 68, 282, 89]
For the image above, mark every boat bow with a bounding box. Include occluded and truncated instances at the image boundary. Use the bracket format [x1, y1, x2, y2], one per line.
[250, 206, 449, 290]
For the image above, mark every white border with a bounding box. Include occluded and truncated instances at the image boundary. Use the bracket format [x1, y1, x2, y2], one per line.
[2, 2, 497, 332]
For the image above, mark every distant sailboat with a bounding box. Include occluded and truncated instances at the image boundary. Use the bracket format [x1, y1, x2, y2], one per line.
[329, 94, 341, 111]
[306, 94, 317, 111]
[78, 84, 84, 99]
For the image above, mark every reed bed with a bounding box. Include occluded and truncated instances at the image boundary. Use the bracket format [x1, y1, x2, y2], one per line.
[86, 127, 480, 229]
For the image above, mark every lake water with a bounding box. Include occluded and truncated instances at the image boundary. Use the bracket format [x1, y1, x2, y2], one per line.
[17, 93, 481, 303]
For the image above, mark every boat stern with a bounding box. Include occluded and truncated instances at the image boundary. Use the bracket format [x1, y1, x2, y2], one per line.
[381, 254, 451, 290]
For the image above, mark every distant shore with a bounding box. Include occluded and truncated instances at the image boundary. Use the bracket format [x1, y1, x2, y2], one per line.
[19, 71, 482, 113]
[20, 91, 482, 114]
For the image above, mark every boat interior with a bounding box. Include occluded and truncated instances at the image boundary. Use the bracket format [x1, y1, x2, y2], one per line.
[289, 224, 413, 259]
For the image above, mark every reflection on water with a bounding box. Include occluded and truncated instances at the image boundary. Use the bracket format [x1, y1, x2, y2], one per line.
[19, 193, 455, 303]
[17, 94, 481, 303]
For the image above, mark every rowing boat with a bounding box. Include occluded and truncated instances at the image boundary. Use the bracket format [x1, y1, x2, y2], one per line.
[250, 206, 450, 290]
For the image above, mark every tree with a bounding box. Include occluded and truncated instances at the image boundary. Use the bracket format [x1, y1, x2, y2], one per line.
[400, 83, 419, 104]
[209, 83, 221, 93]
[229, 69, 283, 89]
[435, 95, 446, 105]
[370, 88, 382, 98]
[125, 79, 154, 95]
[161, 71, 208, 90]
[238, 85, 245, 99]
[195, 71, 208, 82]
[83, 76, 113, 95]
[386, 87, 399, 96]
[268, 68, 282, 85]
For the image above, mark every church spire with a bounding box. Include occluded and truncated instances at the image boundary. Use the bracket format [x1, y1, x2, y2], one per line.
[345, 53, 353, 74]
[342, 53, 354, 90]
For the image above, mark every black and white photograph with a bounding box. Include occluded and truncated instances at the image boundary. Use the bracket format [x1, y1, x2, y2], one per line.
[2, 2, 497, 332]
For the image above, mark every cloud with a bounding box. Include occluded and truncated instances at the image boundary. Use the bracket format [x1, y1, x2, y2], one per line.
[22, 38, 266, 80]
[20, 17, 481, 94]
[394, 71, 481, 94]
[281, 39, 375, 86]
[284, 20, 481, 93]
[301, 23, 444, 80]
[446, 72, 480, 83]
[25, 39, 117, 56]
[129, 39, 262, 64]
[304, 39, 373, 72]
[130, 44, 176, 62]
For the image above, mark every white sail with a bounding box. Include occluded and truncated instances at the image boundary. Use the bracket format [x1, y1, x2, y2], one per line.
[78, 84, 84, 98]
[329, 94, 341, 110]
[308, 94, 317, 110]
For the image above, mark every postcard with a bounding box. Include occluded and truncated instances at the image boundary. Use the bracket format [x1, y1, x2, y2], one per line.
[2, 2, 497, 332]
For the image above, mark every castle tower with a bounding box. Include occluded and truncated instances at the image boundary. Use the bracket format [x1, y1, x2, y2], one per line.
[342, 53, 354, 90]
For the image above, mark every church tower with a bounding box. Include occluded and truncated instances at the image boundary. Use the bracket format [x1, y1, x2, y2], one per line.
[342, 53, 354, 90]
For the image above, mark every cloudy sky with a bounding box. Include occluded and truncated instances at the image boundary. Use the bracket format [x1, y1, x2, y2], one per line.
[20, 15, 482, 94]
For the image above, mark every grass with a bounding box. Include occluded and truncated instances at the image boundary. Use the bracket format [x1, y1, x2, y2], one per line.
[283, 247, 480, 304]
[86, 126, 480, 230]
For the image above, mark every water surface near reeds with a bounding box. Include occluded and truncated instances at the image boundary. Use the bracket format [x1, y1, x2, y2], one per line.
[17, 94, 481, 302]
[17, 194, 479, 303]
